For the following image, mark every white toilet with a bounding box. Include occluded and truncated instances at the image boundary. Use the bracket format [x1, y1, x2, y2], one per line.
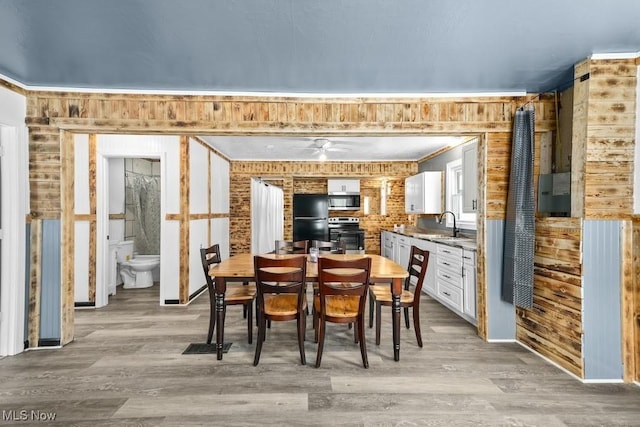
[116, 241, 160, 289]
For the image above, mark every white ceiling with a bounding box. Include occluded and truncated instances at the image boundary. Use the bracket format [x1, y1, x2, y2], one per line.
[200, 135, 470, 161]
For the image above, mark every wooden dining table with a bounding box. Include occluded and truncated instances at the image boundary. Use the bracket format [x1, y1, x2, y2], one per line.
[209, 253, 409, 361]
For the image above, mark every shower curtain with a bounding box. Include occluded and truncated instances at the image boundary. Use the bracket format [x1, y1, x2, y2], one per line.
[251, 179, 284, 254]
[501, 108, 535, 309]
[129, 174, 161, 255]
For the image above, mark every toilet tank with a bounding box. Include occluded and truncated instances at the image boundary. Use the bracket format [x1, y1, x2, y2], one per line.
[116, 240, 134, 262]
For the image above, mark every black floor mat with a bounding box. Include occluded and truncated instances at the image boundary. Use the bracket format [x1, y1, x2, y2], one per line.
[183, 343, 232, 354]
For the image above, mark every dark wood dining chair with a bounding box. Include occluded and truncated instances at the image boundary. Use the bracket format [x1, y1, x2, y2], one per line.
[368, 245, 429, 347]
[200, 244, 256, 345]
[253, 255, 308, 366]
[310, 239, 346, 254]
[275, 239, 309, 254]
[314, 256, 372, 368]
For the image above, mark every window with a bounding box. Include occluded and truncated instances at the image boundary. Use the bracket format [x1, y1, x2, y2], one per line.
[446, 159, 476, 230]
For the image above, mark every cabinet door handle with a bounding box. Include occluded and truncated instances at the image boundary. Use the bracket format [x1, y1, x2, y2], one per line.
[443, 261, 450, 266]
[472, 199, 477, 210]
[443, 274, 451, 279]
[443, 291, 451, 297]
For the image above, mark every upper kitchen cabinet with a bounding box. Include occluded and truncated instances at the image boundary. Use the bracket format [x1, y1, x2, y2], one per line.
[405, 171, 442, 214]
[327, 179, 360, 194]
[461, 142, 478, 213]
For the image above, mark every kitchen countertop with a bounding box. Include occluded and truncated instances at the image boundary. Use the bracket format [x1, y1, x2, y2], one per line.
[384, 226, 477, 251]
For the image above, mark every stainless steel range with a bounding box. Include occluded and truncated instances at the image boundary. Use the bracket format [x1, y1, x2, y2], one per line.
[328, 217, 365, 254]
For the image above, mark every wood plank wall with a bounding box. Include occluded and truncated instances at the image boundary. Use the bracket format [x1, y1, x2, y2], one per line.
[634, 218, 640, 382]
[22, 91, 557, 350]
[517, 218, 583, 377]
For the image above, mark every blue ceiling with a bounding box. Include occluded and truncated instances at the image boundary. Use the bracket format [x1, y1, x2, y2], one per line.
[1, 0, 639, 94]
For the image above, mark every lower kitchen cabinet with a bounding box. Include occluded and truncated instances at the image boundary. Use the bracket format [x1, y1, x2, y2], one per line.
[380, 231, 476, 326]
[434, 243, 477, 326]
[462, 250, 477, 322]
[412, 238, 436, 295]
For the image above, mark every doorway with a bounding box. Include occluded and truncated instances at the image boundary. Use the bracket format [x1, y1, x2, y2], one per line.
[88, 134, 171, 308]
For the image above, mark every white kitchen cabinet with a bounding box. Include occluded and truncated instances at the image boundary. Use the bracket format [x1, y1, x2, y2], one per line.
[381, 231, 394, 260]
[462, 142, 478, 213]
[405, 171, 442, 214]
[328, 179, 360, 194]
[462, 249, 477, 323]
[435, 244, 464, 313]
[396, 234, 411, 269]
[411, 238, 437, 295]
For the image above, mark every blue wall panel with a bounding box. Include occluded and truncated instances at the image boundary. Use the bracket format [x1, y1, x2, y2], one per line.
[583, 220, 623, 380]
[39, 219, 61, 341]
[486, 219, 516, 340]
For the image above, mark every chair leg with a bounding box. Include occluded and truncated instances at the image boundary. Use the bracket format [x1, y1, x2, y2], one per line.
[247, 302, 253, 345]
[243, 304, 247, 319]
[297, 314, 306, 365]
[375, 301, 381, 346]
[207, 299, 216, 344]
[253, 316, 266, 366]
[315, 316, 326, 368]
[368, 293, 374, 328]
[413, 306, 423, 348]
[313, 305, 319, 343]
[353, 322, 358, 344]
[357, 316, 369, 368]
[404, 307, 410, 329]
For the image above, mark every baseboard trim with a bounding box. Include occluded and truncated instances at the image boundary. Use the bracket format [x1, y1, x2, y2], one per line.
[74, 301, 96, 308]
[37, 339, 61, 347]
[189, 285, 207, 301]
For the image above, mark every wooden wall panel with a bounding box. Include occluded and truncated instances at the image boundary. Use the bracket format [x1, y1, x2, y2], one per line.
[517, 217, 583, 377]
[633, 218, 640, 382]
[583, 59, 637, 219]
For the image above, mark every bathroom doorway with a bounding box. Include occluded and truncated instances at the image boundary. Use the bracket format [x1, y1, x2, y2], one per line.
[112, 158, 162, 293]
[92, 134, 171, 308]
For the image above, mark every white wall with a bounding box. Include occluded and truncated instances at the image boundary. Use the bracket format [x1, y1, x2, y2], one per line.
[0, 86, 26, 126]
[0, 85, 28, 356]
[188, 139, 230, 297]
[108, 158, 125, 244]
[73, 135, 90, 302]
[189, 139, 210, 295]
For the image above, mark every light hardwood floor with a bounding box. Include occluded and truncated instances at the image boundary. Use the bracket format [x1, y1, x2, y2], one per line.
[1, 285, 639, 426]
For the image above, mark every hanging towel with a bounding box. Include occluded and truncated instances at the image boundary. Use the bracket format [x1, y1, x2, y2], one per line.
[502, 108, 535, 309]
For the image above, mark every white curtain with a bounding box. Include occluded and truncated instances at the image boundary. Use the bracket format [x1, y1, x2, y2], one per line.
[251, 179, 284, 254]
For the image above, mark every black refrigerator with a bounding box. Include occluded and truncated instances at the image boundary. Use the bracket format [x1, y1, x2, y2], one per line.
[293, 194, 329, 242]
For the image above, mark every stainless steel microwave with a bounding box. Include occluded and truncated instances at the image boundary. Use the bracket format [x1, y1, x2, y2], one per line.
[328, 194, 360, 211]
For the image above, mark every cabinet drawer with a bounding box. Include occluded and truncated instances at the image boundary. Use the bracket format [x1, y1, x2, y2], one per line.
[436, 255, 462, 273]
[436, 281, 463, 312]
[437, 244, 463, 258]
[462, 250, 476, 266]
[436, 267, 462, 289]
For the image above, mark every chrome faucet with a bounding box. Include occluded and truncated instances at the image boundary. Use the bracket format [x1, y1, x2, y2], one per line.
[437, 210, 459, 237]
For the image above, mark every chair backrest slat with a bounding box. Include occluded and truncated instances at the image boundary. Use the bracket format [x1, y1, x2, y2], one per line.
[200, 244, 221, 290]
[405, 246, 430, 295]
